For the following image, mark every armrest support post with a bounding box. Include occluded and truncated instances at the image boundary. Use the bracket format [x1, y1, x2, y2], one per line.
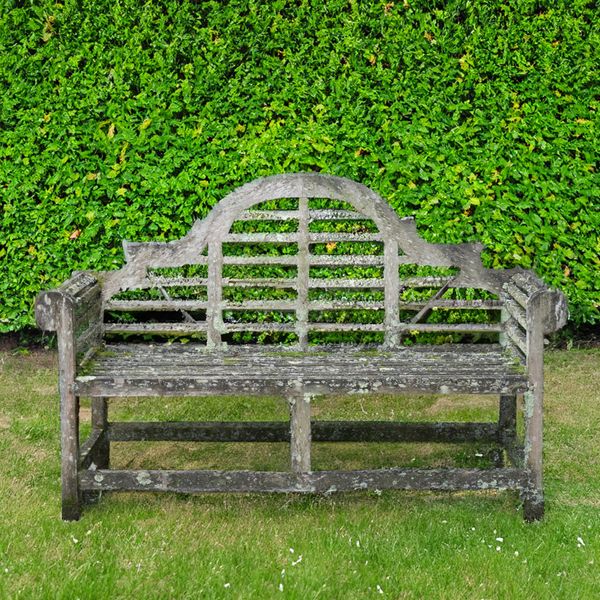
[35, 272, 101, 521]
[520, 277, 567, 520]
[500, 271, 567, 519]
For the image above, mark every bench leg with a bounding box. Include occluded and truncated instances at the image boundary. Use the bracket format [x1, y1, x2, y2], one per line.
[83, 397, 110, 506]
[61, 391, 81, 521]
[289, 393, 312, 473]
[522, 388, 544, 521]
[499, 394, 517, 444]
[91, 397, 110, 468]
[522, 488, 544, 522]
[521, 306, 547, 522]
[496, 394, 517, 467]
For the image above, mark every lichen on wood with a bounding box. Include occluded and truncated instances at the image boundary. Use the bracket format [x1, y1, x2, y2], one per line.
[34, 173, 568, 521]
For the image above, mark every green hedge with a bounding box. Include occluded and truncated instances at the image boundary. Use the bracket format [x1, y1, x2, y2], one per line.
[1, 0, 598, 332]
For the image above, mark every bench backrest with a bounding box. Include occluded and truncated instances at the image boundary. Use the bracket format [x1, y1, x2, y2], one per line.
[100, 173, 515, 349]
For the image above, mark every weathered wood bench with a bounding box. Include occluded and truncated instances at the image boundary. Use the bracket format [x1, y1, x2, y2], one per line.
[35, 173, 567, 521]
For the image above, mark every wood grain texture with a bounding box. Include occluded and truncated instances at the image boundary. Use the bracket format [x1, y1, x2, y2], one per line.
[289, 393, 312, 473]
[80, 467, 529, 494]
[74, 343, 529, 397]
[57, 298, 80, 521]
[99, 173, 525, 302]
[34, 174, 568, 521]
[107, 420, 499, 443]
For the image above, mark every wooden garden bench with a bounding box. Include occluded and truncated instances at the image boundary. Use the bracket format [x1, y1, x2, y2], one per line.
[35, 173, 567, 521]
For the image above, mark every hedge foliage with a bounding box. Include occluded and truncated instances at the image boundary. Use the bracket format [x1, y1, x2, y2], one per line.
[1, 0, 598, 332]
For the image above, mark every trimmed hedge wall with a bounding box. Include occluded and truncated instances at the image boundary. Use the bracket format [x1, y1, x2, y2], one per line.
[1, 0, 598, 332]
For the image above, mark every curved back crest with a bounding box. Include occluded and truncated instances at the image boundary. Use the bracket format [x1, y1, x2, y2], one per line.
[200, 173, 402, 243]
[101, 173, 512, 349]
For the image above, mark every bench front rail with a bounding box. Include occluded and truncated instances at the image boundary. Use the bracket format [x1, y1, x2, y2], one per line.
[35, 173, 567, 521]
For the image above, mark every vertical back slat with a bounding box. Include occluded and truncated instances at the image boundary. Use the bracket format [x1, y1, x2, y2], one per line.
[296, 197, 310, 349]
[207, 241, 223, 347]
[384, 239, 400, 347]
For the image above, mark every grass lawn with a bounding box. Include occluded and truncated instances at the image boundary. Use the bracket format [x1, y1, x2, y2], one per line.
[0, 348, 598, 599]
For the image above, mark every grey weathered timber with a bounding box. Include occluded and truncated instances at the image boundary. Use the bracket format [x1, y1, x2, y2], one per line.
[91, 397, 109, 468]
[79, 467, 529, 494]
[107, 420, 499, 443]
[296, 197, 310, 348]
[35, 173, 568, 521]
[104, 298, 502, 313]
[79, 427, 107, 470]
[37, 274, 97, 521]
[289, 393, 312, 473]
[502, 271, 567, 521]
[80, 397, 110, 505]
[72, 342, 530, 398]
[498, 395, 517, 446]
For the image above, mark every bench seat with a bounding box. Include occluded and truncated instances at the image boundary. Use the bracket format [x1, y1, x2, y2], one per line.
[75, 343, 528, 397]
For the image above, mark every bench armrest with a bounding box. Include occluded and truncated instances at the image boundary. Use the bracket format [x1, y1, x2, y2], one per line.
[503, 272, 568, 335]
[502, 271, 568, 375]
[35, 272, 98, 329]
[36, 272, 103, 359]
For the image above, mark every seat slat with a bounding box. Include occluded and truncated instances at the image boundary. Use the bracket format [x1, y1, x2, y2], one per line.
[75, 343, 528, 397]
[92, 355, 515, 367]
[87, 367, 521, 382]
[75, 373, 528, 397]
[88, 347, 520, 370]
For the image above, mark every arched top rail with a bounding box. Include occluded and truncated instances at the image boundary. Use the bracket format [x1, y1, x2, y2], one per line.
[101, 173, 517, 299]
[195, 173, 403, 240]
